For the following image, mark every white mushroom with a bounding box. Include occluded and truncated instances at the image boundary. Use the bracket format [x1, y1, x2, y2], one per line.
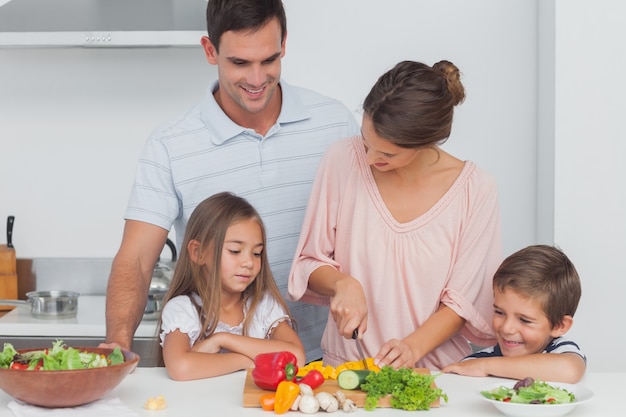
[334, 390, 347, 405]
[316, 392, 339, 412]
[342, 399, 357, 412]
[334, 391, 357, 413]
[298, 393, 320, 414]
[290, 395, 301, 411]
[299, 383, 315, 396]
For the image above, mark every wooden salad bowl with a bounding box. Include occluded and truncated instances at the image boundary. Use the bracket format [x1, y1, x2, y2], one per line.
[0, 346, 139, 408]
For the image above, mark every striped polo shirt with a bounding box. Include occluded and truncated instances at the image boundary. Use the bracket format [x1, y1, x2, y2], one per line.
[126, 79, 360, 361]
[465, 336, 587, 362]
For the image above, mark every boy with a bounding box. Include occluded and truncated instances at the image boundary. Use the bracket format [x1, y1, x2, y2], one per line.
[443, 245, 586, 383]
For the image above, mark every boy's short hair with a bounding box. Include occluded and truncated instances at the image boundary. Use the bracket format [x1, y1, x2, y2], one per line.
[493, 245, 581, 328]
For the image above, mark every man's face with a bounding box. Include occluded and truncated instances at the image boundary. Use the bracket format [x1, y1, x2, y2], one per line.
[202, 18, 285, 123]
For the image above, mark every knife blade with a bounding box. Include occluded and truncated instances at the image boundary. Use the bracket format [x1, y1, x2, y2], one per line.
[351, 329, 369, 369]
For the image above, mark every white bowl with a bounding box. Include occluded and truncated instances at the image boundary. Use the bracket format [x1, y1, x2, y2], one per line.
[479, 381, 594, 417]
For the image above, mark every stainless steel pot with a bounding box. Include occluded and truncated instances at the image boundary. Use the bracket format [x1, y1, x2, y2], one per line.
[143, 288, 167, 321]
[143, 238, 177, 320]
[0, 290, 79, 319]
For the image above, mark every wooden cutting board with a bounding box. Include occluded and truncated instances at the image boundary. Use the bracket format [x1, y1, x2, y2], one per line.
[0, 244, 17, 302]
[242, 368, 439, 408]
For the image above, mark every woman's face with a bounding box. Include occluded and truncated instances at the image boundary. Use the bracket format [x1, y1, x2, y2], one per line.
[492, 287, 559, 357]
[219, 218, 263, 295]
[361, 116, 419, 172]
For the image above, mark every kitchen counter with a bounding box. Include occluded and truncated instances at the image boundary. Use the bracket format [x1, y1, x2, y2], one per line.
[0, 296, 160, 366]
[0, 296, 157, 338]
[0, 369, 618, 416]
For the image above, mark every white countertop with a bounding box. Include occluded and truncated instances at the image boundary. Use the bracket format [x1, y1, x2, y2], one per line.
[0, 368, 618, 416]
[0, 296, 157, 339]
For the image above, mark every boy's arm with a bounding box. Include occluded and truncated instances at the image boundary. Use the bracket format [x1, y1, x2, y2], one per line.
[443, 352, 586, 384]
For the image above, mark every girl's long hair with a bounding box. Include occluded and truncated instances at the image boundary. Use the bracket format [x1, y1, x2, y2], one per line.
[160, 192, 293, 341]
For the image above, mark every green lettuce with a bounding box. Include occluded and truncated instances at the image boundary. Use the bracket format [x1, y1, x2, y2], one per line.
[482, 379, 575, 404]
[0, 340, 124, 370]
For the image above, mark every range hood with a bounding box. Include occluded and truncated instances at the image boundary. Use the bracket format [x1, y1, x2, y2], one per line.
[0, 0, 207, 47]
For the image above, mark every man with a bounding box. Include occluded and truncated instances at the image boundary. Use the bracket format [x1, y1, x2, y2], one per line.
[103, 0, 359, 362]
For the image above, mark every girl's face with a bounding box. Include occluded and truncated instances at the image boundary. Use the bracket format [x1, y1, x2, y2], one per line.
[361, 115, 419, 172]
[492, 288, 561, 357]
[219, 218, 263, 295]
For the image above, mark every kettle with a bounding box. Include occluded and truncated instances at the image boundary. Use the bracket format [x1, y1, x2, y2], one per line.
[144, 238, 177, 320]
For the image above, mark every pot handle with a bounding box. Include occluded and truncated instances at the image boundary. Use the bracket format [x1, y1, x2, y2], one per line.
[0, 299, 27, 306]
[164, 238, 177, 262]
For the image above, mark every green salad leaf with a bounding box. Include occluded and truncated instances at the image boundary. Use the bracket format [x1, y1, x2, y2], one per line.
[481, 378, 575, 404]
[360, 366, 448, 411]
[0, 339, 124, 370]
[0, 343, 18, 368]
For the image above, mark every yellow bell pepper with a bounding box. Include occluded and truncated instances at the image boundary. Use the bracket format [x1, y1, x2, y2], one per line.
[273, 381, 300, 414]
[296, 358, 380, 380]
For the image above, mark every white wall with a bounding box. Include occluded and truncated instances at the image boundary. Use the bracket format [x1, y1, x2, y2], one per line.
[1, 0, 622, 373]
[551, 0, 626, 372]
[0, 0, 537, 259]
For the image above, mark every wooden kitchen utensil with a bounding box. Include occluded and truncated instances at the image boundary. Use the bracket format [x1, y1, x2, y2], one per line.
[0, 216, 18, 304]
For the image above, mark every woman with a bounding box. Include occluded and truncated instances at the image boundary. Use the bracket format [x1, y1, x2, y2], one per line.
[288, 60, 502, 370]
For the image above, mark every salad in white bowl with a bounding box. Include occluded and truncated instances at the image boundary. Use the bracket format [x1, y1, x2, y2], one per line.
[480, 377, 593, 417]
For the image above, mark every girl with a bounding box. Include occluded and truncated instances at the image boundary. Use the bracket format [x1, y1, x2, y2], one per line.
[160, 192, 305, 380]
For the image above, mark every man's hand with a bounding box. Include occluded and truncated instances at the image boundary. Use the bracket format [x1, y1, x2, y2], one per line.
[98, 341, 128, 351]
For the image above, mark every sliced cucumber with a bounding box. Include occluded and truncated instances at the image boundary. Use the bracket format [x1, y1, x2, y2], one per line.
[337, 370, 372, 390]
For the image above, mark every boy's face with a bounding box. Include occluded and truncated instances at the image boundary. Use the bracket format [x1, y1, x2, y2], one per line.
[492, 288, 565, 357]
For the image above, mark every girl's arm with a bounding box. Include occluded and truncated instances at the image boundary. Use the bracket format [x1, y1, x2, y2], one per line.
[375, 305, 465, 369]
[194, 321, 306, 367]
[442, 352, 586, 384]
[162, 330, 253, 381]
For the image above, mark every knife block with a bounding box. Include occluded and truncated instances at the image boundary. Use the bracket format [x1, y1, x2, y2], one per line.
[0, 244, 18, 300]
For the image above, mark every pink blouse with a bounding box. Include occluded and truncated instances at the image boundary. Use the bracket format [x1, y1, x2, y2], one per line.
[288, 136, 502, 370]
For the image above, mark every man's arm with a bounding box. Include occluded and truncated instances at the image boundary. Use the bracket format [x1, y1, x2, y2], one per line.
[104, 220, 169, 350]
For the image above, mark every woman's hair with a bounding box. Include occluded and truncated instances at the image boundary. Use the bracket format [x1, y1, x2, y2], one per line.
[206, 0, 287, 53]
[362, 60, 465, 148]
[162, 192, 293, 341]
[493, 245, 582, 328]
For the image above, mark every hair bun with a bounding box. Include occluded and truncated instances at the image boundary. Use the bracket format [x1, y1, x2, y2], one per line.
[433, 60, 465, 106]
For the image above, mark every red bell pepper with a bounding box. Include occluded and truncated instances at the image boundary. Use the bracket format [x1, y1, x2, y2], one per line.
[251, 351, 299, 391]
[298, 369, 325, 389]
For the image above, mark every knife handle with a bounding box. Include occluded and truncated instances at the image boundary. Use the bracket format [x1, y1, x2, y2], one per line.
[352, 329, 358, 339]
[6, 215, 14, 249]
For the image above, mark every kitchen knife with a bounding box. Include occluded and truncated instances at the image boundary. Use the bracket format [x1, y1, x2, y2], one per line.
[6, 216, 14, 249]
[351, 329, 369, 369]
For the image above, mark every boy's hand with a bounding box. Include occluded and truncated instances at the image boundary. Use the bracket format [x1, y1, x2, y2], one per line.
[442, 359, 489, 377]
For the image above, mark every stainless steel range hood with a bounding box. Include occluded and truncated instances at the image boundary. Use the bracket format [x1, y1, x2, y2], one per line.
[0, 0, 207, 47]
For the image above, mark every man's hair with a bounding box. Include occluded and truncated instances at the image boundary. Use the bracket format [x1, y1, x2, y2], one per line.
[493, 245, 582, 327]
[206, 0, 287, 53]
